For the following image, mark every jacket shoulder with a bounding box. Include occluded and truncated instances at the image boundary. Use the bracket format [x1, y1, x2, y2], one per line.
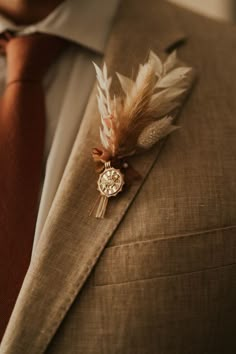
[168, 1, 236, 44]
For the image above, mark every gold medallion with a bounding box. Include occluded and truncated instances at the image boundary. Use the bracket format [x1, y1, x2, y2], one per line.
[95, 161, 124, 218]
[97, 162, 124, 198]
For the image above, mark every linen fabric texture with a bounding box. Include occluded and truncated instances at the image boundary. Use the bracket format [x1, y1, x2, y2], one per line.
[1, 0, 236, 353]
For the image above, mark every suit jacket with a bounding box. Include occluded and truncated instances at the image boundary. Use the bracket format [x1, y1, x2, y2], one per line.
[1, 0, 236, 353]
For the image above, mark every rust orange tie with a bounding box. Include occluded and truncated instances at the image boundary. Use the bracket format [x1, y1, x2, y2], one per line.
[0, 32, 67, 339]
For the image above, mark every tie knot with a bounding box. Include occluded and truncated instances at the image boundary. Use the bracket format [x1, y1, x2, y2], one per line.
[0, 32, 67, 84]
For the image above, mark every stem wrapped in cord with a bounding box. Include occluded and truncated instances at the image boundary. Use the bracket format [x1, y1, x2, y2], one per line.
[95, 195, 109, 219]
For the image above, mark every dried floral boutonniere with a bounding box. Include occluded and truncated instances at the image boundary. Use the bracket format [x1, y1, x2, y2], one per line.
[91, 50, 192, 218]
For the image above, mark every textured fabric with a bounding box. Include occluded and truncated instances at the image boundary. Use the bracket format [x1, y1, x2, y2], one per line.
[0, 33, 66, 340]
[1, 0, 236, 353]
[0, 0, 119, 249]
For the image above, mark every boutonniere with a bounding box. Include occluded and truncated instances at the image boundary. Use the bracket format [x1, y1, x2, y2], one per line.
[91, 50, 192, 218]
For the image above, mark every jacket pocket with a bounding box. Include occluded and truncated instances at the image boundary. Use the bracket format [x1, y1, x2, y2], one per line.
[93, 226, 236, 286]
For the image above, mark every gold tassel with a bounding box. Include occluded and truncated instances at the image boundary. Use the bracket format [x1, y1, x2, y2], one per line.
[95, 195, 109, 218]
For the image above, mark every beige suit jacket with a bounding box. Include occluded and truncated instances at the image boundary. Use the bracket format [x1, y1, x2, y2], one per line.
[1, 0, 236, 353]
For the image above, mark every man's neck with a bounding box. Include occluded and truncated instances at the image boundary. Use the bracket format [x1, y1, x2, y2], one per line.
[0, 0, 63, 25]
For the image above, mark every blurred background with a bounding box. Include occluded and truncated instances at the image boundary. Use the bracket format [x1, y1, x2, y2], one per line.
[169, 0, 235, 22]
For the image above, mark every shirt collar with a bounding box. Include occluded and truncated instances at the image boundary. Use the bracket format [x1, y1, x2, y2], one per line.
[0, 0, 120, 54]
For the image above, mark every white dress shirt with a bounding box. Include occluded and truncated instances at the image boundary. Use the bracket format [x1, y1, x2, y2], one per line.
[0, 0, 119, 252]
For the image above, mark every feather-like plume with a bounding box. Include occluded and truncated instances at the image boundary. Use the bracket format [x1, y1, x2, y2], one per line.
[94, 50, 192, 159]
[93, 62, 116, 154]
[137, 116, 179, 149]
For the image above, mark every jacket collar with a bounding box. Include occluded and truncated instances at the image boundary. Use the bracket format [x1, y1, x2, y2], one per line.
[0, 1, 194, 352]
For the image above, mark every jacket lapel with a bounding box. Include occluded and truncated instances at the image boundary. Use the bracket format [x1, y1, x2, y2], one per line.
[0, 1, 195, 352]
